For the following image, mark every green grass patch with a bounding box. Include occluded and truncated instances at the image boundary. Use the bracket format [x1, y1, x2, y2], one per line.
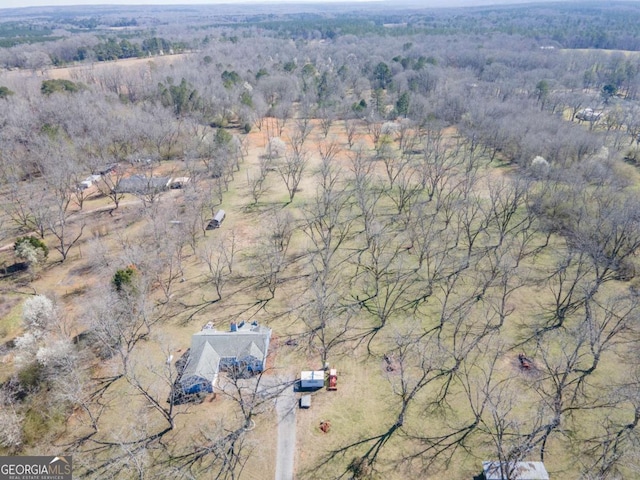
[22, 401, 67, 446]
[0, 296, 22, 341]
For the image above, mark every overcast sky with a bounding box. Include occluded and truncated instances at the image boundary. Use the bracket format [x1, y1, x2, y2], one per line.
[1, 0, 387, 8]
[0, 0, 558, 10]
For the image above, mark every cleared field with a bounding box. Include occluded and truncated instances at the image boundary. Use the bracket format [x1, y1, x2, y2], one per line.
[0, 52, 193, 82]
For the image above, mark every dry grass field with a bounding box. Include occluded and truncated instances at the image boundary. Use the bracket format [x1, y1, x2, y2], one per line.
[0, 53, 193, 82]
[1, 104, 638, 480]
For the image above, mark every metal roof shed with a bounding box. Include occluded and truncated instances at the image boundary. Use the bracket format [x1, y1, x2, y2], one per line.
[207, 210, 226, 230]
[482, 461, 549, 480]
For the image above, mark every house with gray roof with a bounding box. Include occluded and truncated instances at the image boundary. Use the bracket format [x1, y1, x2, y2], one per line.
[114, 175, 171, 194]
[180, 322, 272, 395]
[482, 461, 549, 480]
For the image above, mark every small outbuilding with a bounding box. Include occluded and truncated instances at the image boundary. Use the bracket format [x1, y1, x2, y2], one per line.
[78, 180, 92, 190]
[482, 461, 549, 480]
[207, 209, 226, 229]
[78, 175, 101, 190]
[300, 395, 311, 409]
[94, 163, 118, 175]
[300, 370, 325, 389]
[576, 108, 602, 122]
[169, 177, 190, 189]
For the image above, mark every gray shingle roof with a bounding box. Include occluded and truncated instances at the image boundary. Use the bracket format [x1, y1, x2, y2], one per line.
[115, 175, 171, 194]
[181, 324, 271, 385]
[482, 461, 550, 480]
[192, 326, 270, 359]
[182, 342, 220, 384]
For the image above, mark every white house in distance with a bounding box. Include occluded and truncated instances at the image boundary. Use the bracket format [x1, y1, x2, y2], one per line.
[78, 174, 101, 190]
[482, 461, 549, 480]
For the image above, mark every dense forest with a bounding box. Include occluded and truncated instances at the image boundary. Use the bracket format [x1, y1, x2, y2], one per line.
[1, 2, 640, 479]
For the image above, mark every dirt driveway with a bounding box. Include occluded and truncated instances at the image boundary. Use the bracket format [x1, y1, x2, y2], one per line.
[274, 377, 297, 480]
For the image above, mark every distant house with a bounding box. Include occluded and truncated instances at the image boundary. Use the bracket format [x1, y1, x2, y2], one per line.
[482, 461, 549, 480]
[93, 163, 118, 176]
[180, 322, 272, 395]
[78, 174, 102, 190]
[115, 175, 171, 194]
[169, 177, 190, 189]
[576, 108, 602, 122]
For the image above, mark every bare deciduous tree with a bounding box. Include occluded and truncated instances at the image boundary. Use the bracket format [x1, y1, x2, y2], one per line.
[276, 149, 307, 203]
[200, 231, 236, 302]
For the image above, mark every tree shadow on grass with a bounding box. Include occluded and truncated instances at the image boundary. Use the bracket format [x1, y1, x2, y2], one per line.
[0, 261, 28, 278]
